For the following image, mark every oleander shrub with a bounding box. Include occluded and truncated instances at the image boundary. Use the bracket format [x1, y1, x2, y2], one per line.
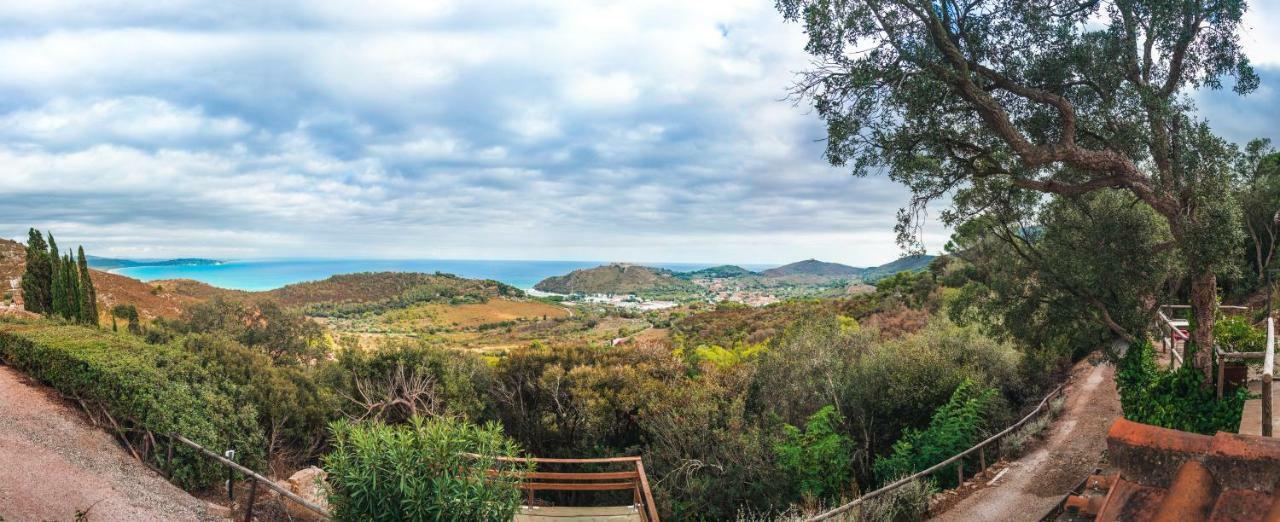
[0, 321, 264, 489]
[323, 416, 530, 522]
[1117, 340, 1248, 434]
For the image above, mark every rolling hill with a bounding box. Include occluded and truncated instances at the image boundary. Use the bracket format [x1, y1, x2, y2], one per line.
[679, 265, 755, 279]
[760, 259, 862, 278]
[0, 238, 207, 320]
[534, 264, 701, 296]
[264, 272, 525, 316]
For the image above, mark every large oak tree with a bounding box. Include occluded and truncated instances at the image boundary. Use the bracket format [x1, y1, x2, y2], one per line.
[778, 0, 1254, 377]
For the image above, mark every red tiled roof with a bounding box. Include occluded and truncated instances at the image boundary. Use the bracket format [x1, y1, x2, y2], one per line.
[1067, 419, 1280, 521]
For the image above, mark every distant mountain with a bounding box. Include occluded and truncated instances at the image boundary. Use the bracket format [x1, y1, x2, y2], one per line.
[87, 256, 223, 270]
[534, 264, 701, 296]
[757, 255, 936, 283]
[760, 259, 863, 278]
[858, 254, 935, 283]
[679, 265, 755, 279]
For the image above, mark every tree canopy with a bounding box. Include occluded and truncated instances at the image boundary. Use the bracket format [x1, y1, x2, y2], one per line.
[778, 0, 1257, 372]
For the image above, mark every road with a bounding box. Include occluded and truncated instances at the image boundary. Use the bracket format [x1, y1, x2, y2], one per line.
[929, 358, 1121, 522]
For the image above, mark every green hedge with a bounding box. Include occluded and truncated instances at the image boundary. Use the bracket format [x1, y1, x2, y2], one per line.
[0, 320, 264, 489]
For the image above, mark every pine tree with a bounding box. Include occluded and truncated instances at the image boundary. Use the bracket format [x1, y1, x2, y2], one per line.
[19, 228, 52, 314]
[48, 234, 65, 318]
[77, 246, 98, 325]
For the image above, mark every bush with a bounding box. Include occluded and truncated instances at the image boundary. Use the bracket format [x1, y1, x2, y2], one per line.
[323, 416, 529, 521]
[774, 405, 854, 502]
[872, 379, 997, 487]
[0, 321, 264, 489]
[857, 477, 935, 522]
[1215, 315, 1266, 353]
[1117, 341, 1248, 434]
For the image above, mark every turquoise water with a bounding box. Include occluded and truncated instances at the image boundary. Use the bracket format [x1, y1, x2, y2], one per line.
[113, 259, 774, 291]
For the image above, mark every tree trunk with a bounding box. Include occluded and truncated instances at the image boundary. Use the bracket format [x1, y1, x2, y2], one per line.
[1189, 270, 1217, 385]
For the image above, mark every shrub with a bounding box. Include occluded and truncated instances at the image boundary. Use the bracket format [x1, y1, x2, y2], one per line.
[774, 405, 854, 502]
[1116, 341, 1248, 434]
[323, 416, 529, 521]
[872, 379, 997, 487]
[857, 477, 935, 522]
[0, 321, 264, 489]
[1215, 315, 1266, 353]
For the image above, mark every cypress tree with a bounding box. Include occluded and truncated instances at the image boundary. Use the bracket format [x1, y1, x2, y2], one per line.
[77, 246, 98, 325]
[48, 234, 65, 318]
[19, 228, 52, 314]
[64, 252, 81, 321]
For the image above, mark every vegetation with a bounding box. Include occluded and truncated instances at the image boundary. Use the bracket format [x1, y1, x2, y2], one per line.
[534, 264, 701, 298]
[266, 272, 522, 317]
[779, 0, 1254, 381]
[1116, 341, 1247, 435]
[774, 405, 853, 503]
[873, 379, 997, 488]
[0, 320, 263, 489]
[323, 416, 529, 522]
[19, 229, 99, 325]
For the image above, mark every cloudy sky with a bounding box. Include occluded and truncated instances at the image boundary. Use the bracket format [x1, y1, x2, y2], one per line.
[1, 1, 1278, 265]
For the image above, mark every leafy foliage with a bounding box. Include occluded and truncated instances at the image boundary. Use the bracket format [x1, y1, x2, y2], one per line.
[1215, 315, 1266, 353]
[773, 405, 853, 502]
[1116, 341, 1247, 434]
[0, 321, 264, 489]
[323, 416, 529, 522]
[873, 379, 997, 488]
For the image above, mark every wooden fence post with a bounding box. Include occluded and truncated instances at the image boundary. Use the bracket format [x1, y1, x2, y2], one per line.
[979, 446, 986, 471]
[956, 462, 963, 486]
[244, 481, 258, 522]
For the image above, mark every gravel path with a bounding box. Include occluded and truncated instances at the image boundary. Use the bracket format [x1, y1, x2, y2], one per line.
[0, 364, 223, 522]
[929, 358, 1121, 522]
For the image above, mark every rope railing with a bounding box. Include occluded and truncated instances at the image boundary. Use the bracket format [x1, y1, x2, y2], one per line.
[803, 383, 1066, 522]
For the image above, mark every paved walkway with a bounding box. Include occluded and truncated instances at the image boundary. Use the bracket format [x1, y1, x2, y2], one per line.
[0, 364, 222, 521]
[1239, 379, 1277, 436]
[930, 359, 1122, 522]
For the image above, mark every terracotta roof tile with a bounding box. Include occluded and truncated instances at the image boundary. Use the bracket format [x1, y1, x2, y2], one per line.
[1066, 419, 1280, 522]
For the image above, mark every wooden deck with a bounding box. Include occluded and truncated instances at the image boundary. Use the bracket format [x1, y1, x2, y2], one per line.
[514, 506, 645, 521]
[1240, 379, 1279, 436]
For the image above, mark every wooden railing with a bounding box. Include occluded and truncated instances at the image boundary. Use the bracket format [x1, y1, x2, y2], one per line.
[168, 433, 331, 521]
[482, 455, 660, 522]
[1156, 310, 1189, 369]
[803, 384, 1065, 521]
[1264, 317, 1275, 437]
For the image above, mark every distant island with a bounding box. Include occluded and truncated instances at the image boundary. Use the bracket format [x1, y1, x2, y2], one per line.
[86, 256, 223, 271]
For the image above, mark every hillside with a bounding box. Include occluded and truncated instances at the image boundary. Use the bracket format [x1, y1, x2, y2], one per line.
[534, 264, 701, 296]
[0, 239, 200, 320]
[679, 265, 755, 279]
[264, 271, 524, 316]
[859, 254, 936, 283]
[760, 259, 862, 278]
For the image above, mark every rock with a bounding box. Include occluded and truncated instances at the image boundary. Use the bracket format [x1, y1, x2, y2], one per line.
[286, 466, 330, 512]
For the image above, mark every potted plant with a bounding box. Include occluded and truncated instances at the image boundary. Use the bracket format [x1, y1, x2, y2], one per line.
[1214, 315, 1266, 392]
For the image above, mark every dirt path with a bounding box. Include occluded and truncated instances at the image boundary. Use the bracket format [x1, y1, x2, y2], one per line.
[0, 364, 223, 522]
[929, 358, 1121, 522]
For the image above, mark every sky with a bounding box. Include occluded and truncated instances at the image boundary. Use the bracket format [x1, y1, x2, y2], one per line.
[0, 1, 1278, 266]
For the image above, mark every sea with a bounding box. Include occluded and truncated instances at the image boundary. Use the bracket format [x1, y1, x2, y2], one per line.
[111, 259, 776, 292]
